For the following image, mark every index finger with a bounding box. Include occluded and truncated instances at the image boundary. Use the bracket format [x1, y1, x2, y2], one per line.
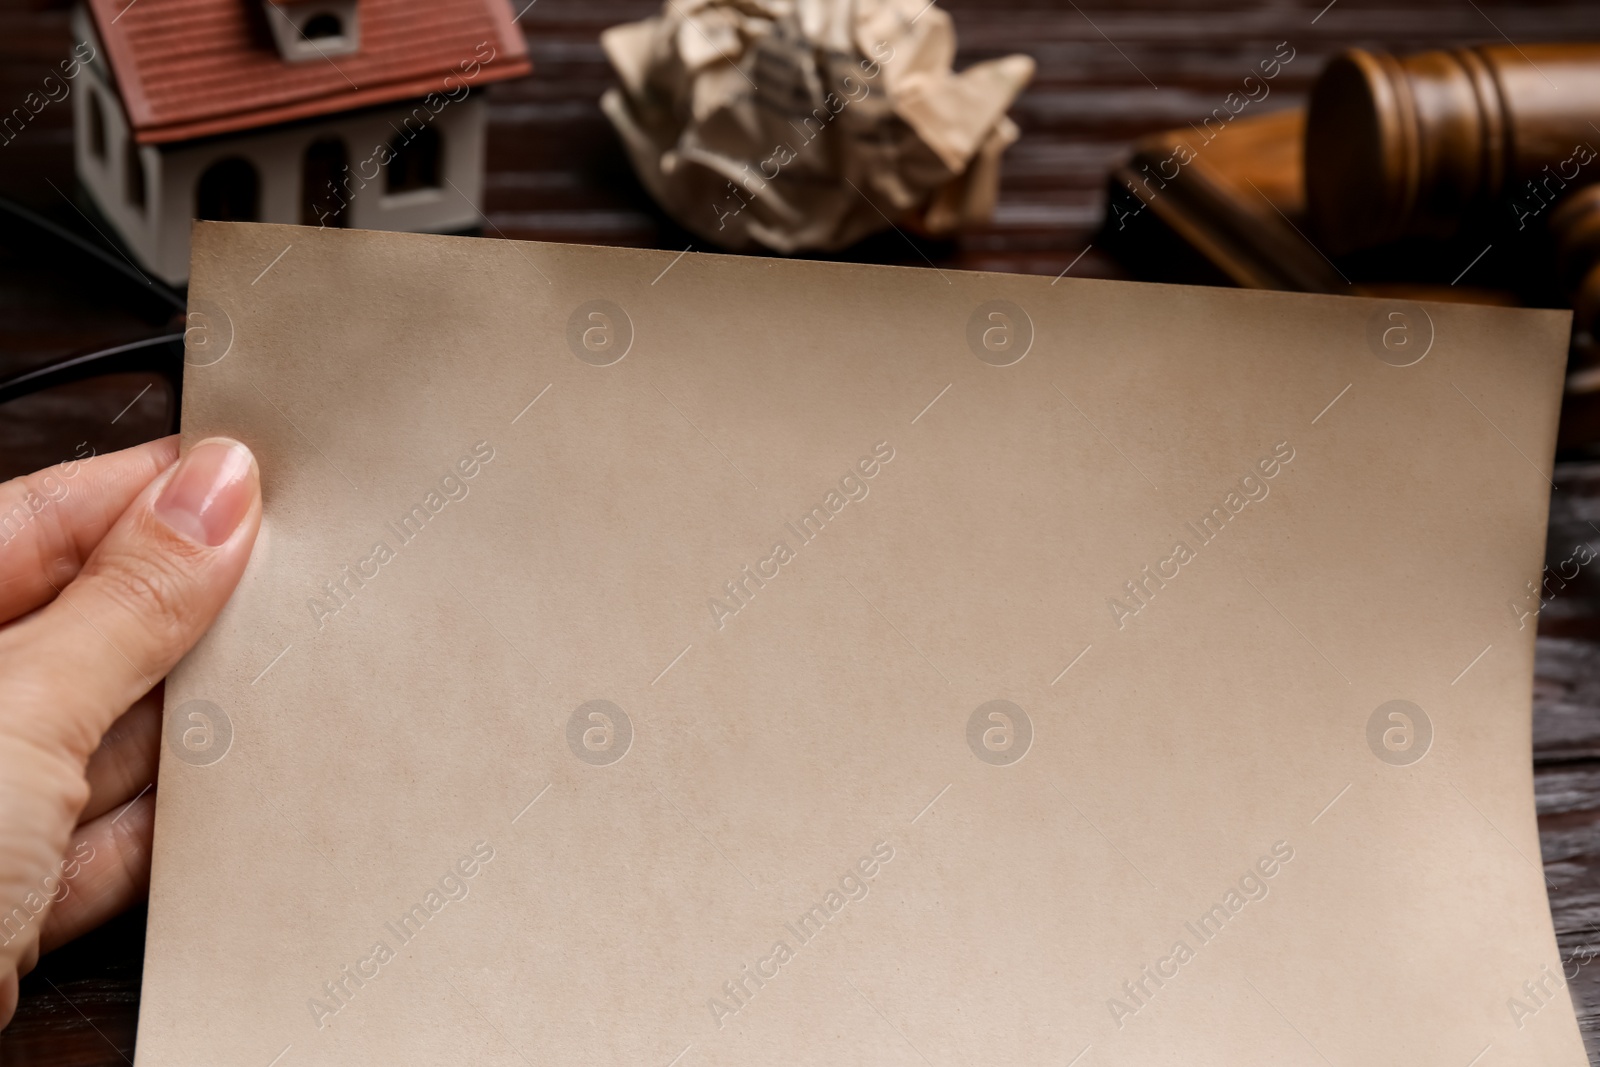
[0, 437, 178, 626]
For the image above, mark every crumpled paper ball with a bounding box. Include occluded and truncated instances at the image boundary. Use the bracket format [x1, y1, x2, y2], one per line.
[599, 0, 1034, 253]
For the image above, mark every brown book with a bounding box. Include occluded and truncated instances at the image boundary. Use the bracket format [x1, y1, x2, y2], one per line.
[1100, 108, 1534, 302]
[1098, 108, 1600, 446]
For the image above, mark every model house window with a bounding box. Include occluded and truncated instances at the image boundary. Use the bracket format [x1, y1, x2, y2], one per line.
[301, 137, 350, 227]
[125, 140, 146, 210]
[196, 158, 260, 222]
[264, 0, 360, 60]
[302, 13, 343, 39]
[385, 127, 442, 194]
[87, 93, 106, 161]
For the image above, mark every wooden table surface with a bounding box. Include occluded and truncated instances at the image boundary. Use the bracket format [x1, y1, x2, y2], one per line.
[6, 0, 1600, 1062]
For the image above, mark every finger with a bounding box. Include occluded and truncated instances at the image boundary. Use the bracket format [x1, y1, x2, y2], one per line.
[14, 939, 37, 981]
[0, 438, 260, 762]
[0, 891, 42, 1024]
[0, 969, 15, 1030]
[0, 438, 178, 626]
[0, 730, 87, 975]
[38, 791, 152, 955]
[80, 689, 160, 824]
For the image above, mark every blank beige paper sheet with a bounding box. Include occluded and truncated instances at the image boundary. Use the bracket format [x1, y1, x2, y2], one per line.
[142, 221, 1582, 1065]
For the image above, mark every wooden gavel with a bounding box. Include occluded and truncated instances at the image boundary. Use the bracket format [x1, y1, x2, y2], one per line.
[1305, 44, 1600, 255]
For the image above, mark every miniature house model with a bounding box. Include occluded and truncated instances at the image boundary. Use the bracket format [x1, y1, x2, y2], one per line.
[72, 0, 531, 284]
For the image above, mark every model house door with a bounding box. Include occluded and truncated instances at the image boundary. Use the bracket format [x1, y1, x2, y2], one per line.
[195, 158, 259, 222]
[302, 138, 350, 228]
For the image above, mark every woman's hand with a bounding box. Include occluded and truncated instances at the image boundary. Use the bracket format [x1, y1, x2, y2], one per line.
[0, 436, 261, 1027]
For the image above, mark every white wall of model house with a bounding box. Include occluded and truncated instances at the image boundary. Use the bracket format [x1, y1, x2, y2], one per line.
[70, 5, 489, 285]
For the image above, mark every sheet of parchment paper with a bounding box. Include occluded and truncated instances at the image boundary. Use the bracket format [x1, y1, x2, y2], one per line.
[139, 220, 1582, 1066]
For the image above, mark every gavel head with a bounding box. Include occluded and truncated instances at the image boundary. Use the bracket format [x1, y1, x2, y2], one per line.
[1305, 47, 1508, 256]
[1307, 43, 1600, 257]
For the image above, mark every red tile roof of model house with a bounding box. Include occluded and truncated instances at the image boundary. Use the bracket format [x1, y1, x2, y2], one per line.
[87, 0, 532, 144]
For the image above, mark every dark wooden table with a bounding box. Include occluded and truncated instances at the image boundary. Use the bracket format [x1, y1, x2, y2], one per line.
[6, 0, 1600, 1062]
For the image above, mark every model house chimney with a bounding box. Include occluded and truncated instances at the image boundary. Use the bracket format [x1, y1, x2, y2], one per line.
[264, 0, 361, 61]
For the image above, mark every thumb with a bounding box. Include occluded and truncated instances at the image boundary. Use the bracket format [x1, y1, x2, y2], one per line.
[1, 438, 261, 760]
